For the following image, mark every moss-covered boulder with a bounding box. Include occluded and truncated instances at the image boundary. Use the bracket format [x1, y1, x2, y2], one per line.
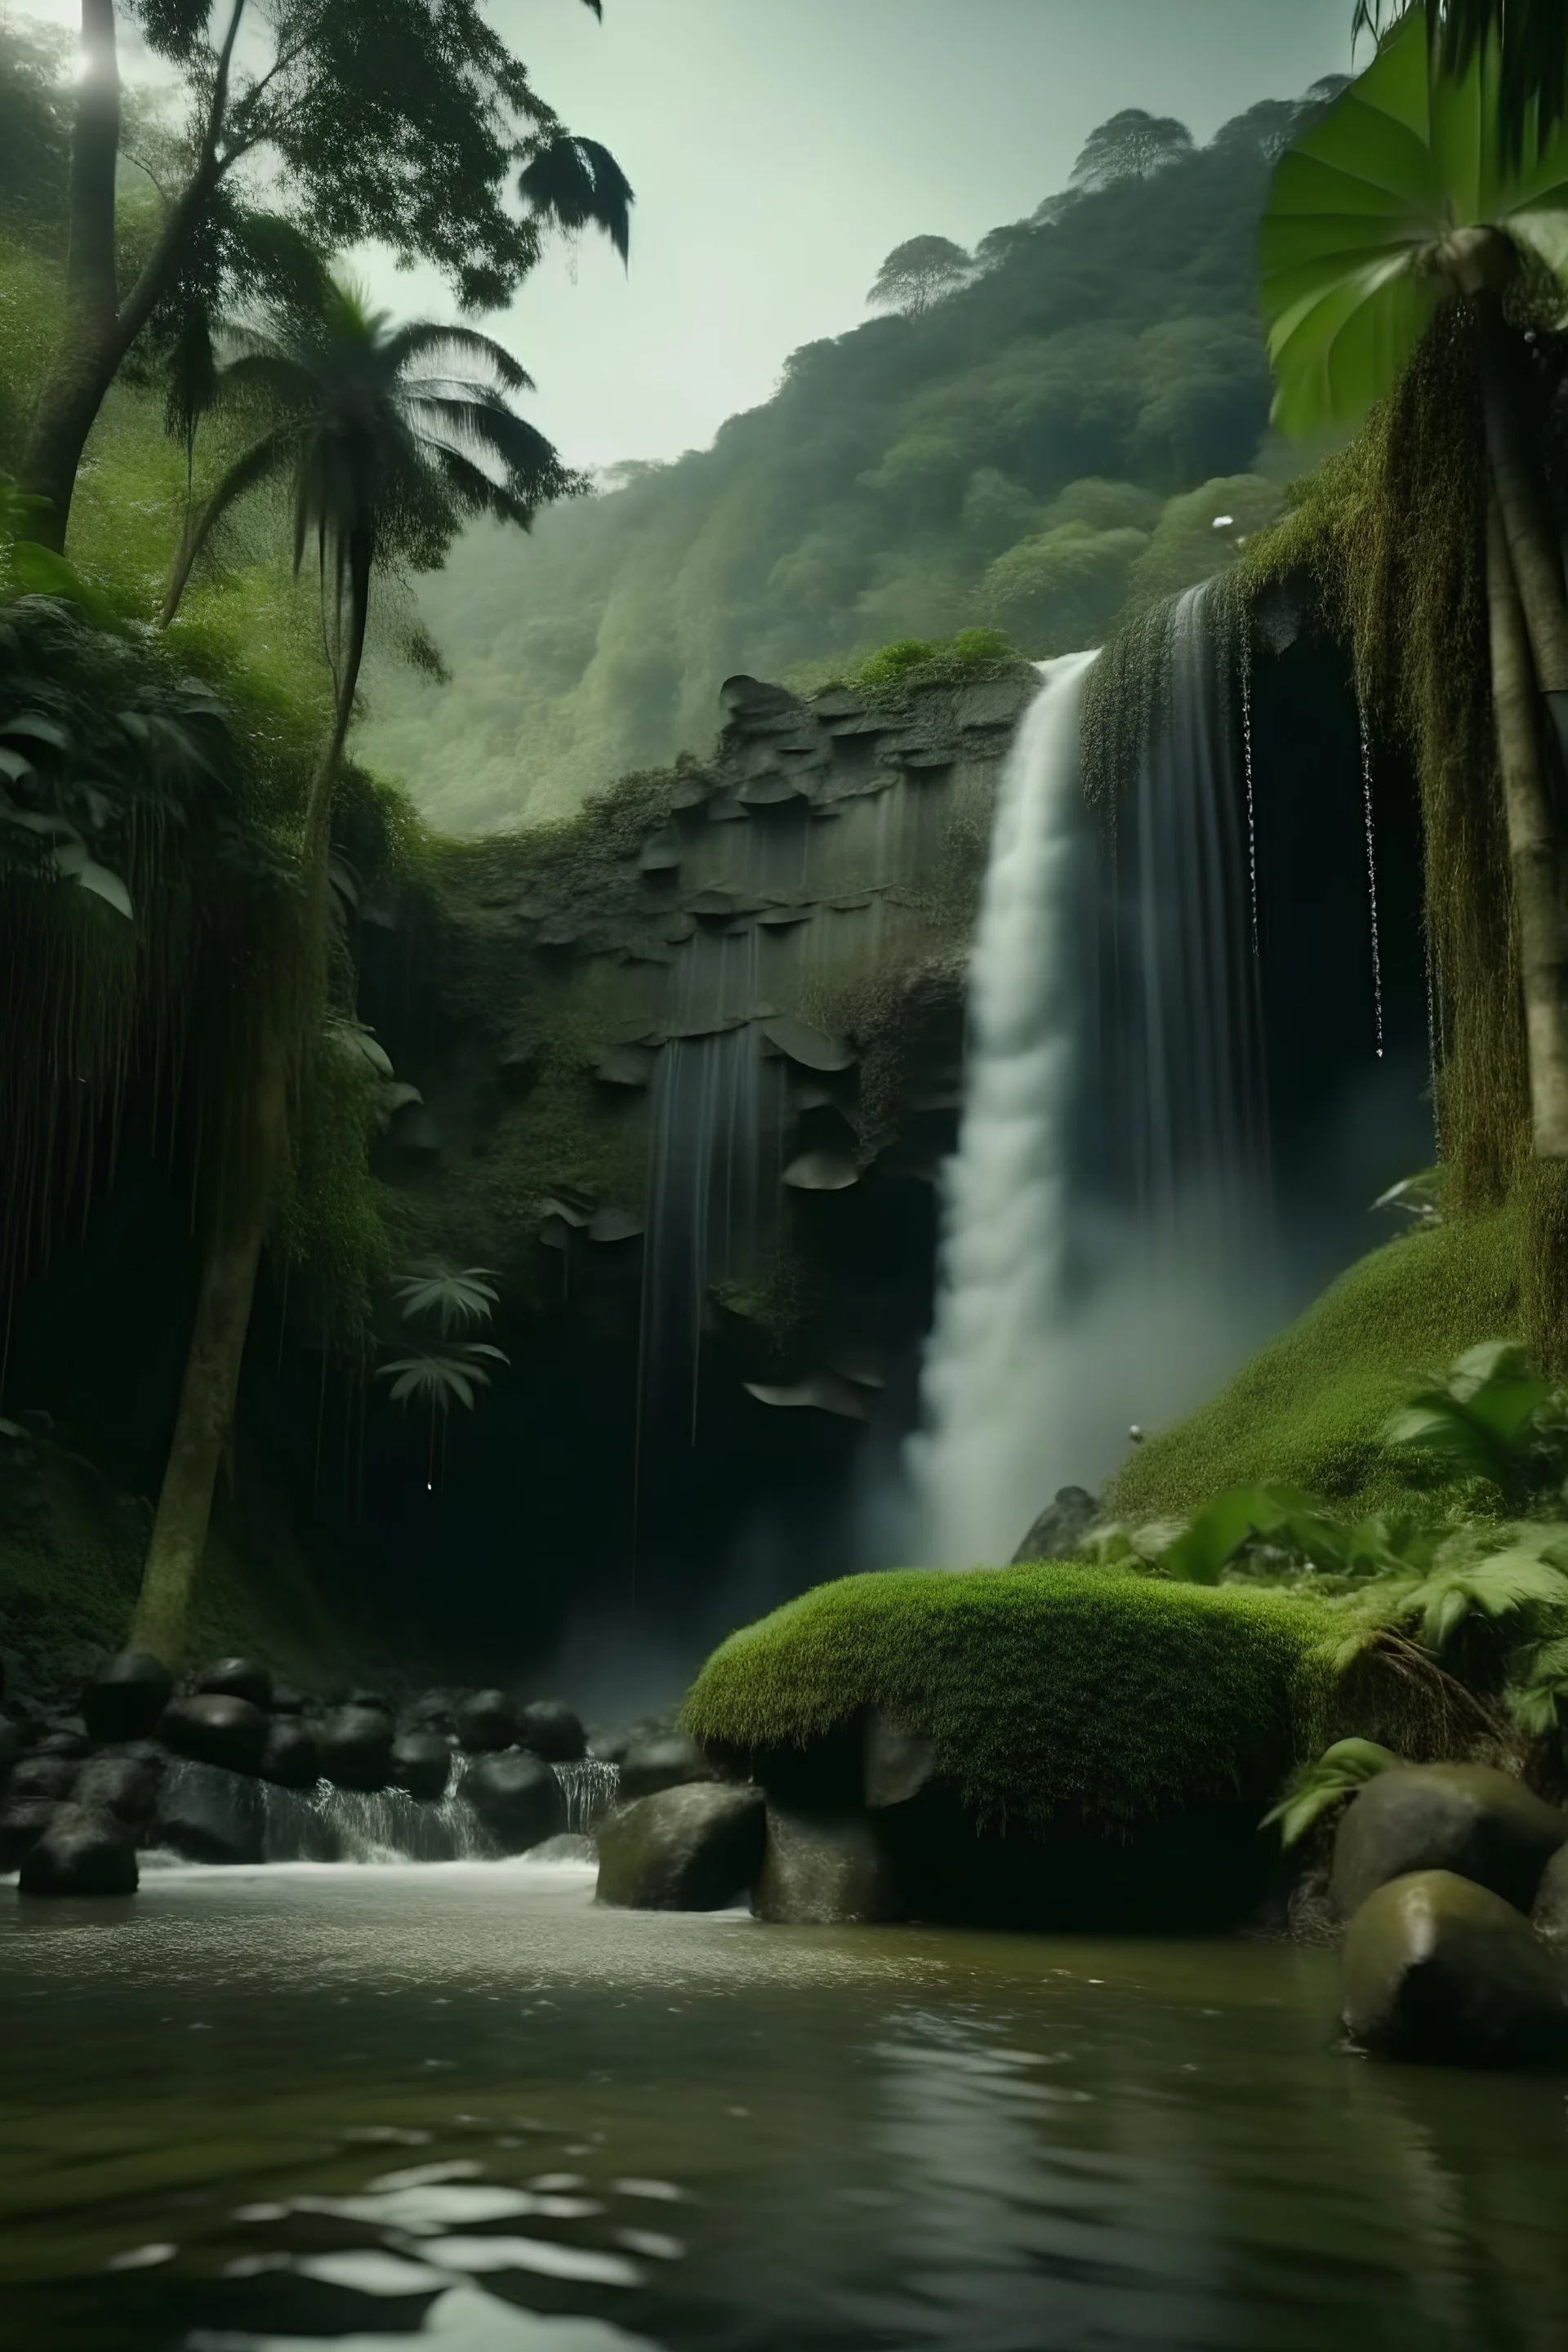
[684, 1563, 1343, 1927]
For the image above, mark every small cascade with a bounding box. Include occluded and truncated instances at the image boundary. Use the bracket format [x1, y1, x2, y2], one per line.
[911, 586, 1281, 1566]
[260, 1759, 621, 1865]
[639, 1022, 788, 1444]
[555, 1757, 621, 1833]
[263, 1780, 498, 1864]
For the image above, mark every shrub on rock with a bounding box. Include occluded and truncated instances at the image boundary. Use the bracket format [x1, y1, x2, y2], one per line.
[158, 1695, 269, 1775]
[597, 1784, 766, 1910]
[457, 1690, 519, 1752]
[465, 1750, 565, 1851]
[755, 1808, 898, 1923]
[259, 1721, 320, 1788]
[314, 1705, 394, 1791]
[196, 1658, 274, 1710]
[82, 1652, 173, 1744]
[19, 1804, 137, 1896]
[1343, 1869, 1568, 2065]
[392, 1732, 452, 1801]
[1331, 1766, 1568, 1919]
[154, 1761, 265, 1863]
[518, 1699, 586, 1762]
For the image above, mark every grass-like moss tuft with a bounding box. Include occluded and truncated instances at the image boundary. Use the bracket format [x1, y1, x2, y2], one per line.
[1107, 1209, 1521, 1524]
[683, 1562, 1341, 1835]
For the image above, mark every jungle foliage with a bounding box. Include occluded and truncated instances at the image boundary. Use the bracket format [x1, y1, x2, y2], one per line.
[366, 88, 1341, 827]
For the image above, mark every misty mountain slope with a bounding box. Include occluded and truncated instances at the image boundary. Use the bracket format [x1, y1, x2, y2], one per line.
[364, 93, 1323, 831]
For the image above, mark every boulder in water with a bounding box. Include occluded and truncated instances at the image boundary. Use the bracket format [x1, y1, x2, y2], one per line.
[8, 1753, 79, 1804]
[1011, 1486, 1098, 1564]
[755, 1808, 898, 1924]
[597, 1783, 766, 1911]
[74, 1750, 161, 1832]
[18, 1803, 137, 1896]
[0, 1709, 21, 1786]
[616, 1728, 715, 1802]
[403, 1689, 461, 1737]
[259, 1720, 320, 1789]
[1330, 1765, 1568, 1918]
[517, 1699, 586, 1763]
[0, 1798, 58, 1873]
[863, 1712, 937, 1810]
[392, 1732, 452, 1802]
[346, 1688, 394, 1716]
[33, 1723, 91, 1757]
[1534, 1843, 1568, 1940]
[314, 1704, 394, 1792]
[158, 1694, 269, 1775]
[465, 1749, 566, 1852]
[195, 1657, 274, 1710]
[154, 1760, 265, 1864]
[82, 1651, 174, 1743]
[270, 1682, 307, 1715]
[1343, 1869, 1568, 2065]
[456, 1690, 519, 1753]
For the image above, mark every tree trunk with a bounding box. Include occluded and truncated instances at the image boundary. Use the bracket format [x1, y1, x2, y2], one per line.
[1486, 488, 1568, 1159]
[131, 1013, 288, 1665]
[1473, 290, 1568, 773]
[131, 577, 364, 1664]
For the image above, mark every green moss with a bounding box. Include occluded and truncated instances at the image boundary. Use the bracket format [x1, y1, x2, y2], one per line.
[684, 1561, 1339, 1835]
[1107, 1210, 1521, 1523]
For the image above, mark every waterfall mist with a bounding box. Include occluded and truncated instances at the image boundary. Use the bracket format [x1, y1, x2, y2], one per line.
[909, 595, 1284, 1567]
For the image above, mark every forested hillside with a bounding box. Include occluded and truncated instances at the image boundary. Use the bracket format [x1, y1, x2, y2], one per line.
[368, 87, 1339, 830]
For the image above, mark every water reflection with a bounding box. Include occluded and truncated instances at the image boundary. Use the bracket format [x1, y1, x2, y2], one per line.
[1, 1871, 1566, 2350]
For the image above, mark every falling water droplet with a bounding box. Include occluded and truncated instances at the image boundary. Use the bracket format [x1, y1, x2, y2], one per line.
[1357, 702, 1384, 1060]
[1240, 627, 1260, 961]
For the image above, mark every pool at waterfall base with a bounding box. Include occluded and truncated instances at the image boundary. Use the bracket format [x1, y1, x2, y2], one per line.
[2, 1860, 1566, 2352]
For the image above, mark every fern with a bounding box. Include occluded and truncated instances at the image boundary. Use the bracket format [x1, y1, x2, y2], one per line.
[1398, 1525, 1568, 1650]
[390, 1260, 501, 1335]
[1262, 1736, 1400, 1847]
[1383, 1341, 1553, 1501]
[376, 1340, 508, 1412]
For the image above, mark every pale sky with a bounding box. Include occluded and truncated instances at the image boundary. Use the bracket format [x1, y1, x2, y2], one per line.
[16, 0, 1359, 469]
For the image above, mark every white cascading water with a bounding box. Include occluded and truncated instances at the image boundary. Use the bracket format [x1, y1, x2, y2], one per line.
[907, 652, 1099, 1566]
[910, 605, 1278, 1568]
[260, 1758, 621, 1864]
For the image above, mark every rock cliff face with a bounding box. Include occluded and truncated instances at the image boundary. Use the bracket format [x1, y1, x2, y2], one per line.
[349, 664, 1037, 1662]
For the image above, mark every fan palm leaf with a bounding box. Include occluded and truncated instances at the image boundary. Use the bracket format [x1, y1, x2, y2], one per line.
[1261, 7, 1568, 439]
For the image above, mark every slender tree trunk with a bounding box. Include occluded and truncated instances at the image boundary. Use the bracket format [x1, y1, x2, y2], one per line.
[131, 1014, 289, 1664]
[20, 0, 233, 547]
[1486, 488, 1568, 1158]
[131, 594, 364, 1663]
[1472, 289, 1568, 773]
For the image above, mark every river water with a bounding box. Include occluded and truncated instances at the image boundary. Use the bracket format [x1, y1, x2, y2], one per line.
[2, 1860, 1566, 2351]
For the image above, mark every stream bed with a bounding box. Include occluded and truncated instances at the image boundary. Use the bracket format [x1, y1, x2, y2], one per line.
[2, 1860, 1566, 2350]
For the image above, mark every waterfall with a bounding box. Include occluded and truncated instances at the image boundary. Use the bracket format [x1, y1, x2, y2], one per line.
[911, 590, 1277, 1568]
[639, 1026, 787, 1444]
[909, 652, 1100, 1567]
[261, 1759, 621, 1864]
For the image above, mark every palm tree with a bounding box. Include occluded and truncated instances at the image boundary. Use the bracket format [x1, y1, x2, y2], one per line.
[1352, 2, 1568, 162]
[131, 283, 577, 1663]
[1260, 4, 1568, 1156]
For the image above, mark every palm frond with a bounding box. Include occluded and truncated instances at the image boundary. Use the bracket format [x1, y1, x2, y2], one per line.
[380, 322, 534, 394]
[519, 133, 634, 261]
